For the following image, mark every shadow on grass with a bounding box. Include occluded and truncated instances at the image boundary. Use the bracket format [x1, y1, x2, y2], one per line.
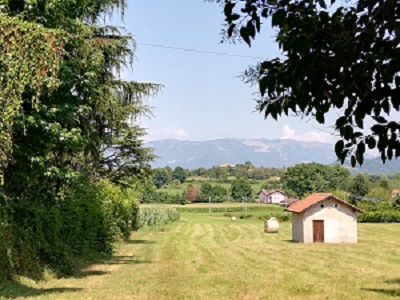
[282, 239, 298, 243]
[102, 255, 152, 265]
[363, 288, 400, 297]
[362, 278, 400, 297]
[72, 270, 110, 278]
[126, 239, 156, 245]
[0, 282, 82, 299]
[386, 278, 400, 285]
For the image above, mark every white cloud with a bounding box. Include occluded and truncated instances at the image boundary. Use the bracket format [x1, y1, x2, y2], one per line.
[282, 125, 296, 139]
[173, 129, 189, 139]
[281, 124, 333, 143]
[145, 126, 189, 141]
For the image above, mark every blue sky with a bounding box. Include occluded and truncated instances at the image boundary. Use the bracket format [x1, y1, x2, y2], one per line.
[116, 0, 338, 143]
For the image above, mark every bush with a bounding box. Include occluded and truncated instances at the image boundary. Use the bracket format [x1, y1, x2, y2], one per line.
[0, 176, 139, 280]
[258, 213, 291, 222]
[239, 214, 253, 219]
[356, 200, 400, 223]
[358, 211, 400, 223]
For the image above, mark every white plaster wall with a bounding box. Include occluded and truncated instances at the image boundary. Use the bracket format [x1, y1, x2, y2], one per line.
[271, 192, 287, 204]
[303, 199, 358, 243]
[292, 213, 304, 242]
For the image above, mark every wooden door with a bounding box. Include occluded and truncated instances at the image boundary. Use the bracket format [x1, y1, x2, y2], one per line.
[313, 220, 324, 243]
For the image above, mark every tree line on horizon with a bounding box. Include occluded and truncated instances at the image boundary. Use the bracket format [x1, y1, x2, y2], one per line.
[144, 162, 400, 204]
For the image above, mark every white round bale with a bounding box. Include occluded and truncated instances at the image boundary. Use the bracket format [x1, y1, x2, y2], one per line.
[264, 217, 279, 233]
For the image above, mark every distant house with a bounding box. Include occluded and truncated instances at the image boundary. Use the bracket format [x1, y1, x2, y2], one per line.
[392, 189, 400, 198]
[285, 193, 363, 243]
[258, 189, 287, 204]
[219, 164, 235, 168]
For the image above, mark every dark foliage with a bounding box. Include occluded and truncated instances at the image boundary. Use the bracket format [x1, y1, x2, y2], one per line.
[211, 0, 400, 166]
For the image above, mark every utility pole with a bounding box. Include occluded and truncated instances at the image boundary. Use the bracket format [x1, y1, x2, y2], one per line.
[209, 196, 211, 215]
[225, 190, 228, 213]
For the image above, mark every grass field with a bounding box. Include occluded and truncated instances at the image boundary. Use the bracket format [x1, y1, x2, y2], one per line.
[1, 213, 400, 299]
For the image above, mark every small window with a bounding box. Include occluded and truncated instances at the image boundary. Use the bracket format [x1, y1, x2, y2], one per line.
[320, 204, 324, 208]
[334, 204, 338, 208]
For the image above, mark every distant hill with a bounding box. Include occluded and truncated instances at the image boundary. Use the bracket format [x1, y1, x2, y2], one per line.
[343, 157, 400, 175]
[145, 138, 400, 174]
[146, 138, 339, 169]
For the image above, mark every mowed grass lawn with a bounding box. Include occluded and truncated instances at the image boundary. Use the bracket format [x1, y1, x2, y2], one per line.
[2, 213, 400, 300]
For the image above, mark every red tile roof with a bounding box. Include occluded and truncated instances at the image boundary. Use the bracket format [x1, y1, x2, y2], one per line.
[285, 193, 363, 213]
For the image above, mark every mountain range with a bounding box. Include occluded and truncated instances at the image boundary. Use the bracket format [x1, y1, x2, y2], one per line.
[146, 138, 338, 169]
[145, 138, 400, 174]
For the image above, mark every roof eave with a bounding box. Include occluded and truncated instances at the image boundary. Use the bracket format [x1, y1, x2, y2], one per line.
[285, 195, 364, 214]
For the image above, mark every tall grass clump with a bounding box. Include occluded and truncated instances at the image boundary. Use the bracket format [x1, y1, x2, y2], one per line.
[136, 207, 180, 229]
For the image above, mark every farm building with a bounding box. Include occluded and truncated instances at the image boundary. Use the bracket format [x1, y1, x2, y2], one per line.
[258, 189, 287, 204]
[285, 193, 363, 243]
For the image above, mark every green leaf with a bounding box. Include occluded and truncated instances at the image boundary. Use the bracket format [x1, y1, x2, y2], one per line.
[247, 21, 256, 39]
[224, 1, 236, 17]
[259, 76, 268, 96]
[227, 24, 235, 37]
[357, 141, 365, 154]
[271, 10, 286, 27]
[318, 0, 327, 9]
[335, 140, 344, 157]
[240, 27, 251, 46]
[367, 137, 376, 149]
[351, 155, 356, 167]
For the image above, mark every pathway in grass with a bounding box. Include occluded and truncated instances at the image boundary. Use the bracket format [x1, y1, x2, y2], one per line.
[4, 214, 400, 299]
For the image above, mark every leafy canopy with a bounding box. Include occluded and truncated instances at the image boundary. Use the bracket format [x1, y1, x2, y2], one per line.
[281, 163, 351, 197]
[211, 0, 400, 166]
[1, 0, 160, 190]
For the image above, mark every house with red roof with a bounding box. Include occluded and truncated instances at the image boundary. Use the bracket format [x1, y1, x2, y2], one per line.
[258, 189, 287, 204]
[285, 193, 363, 243]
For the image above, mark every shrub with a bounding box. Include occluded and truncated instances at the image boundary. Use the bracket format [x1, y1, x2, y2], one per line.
[358, 211, 400, 223]
[0, 176, 139, 280]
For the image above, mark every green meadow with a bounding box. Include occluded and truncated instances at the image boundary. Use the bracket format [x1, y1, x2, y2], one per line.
[2, 210, 399, 300]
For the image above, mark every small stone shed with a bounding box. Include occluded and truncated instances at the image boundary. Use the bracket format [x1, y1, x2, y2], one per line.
[285, 193, 363, 243]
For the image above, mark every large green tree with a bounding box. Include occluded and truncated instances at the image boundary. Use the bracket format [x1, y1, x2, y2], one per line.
[172, 166, 187, 183]
[153, 168, 171, 189]
[200, 182, 227, 201]
[281, 163, 350, 197]
[230, 177, 253, 200]
[2, 0, 158, 192]
[212, 0, 400, 166]
[348, 173, 370, 202]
